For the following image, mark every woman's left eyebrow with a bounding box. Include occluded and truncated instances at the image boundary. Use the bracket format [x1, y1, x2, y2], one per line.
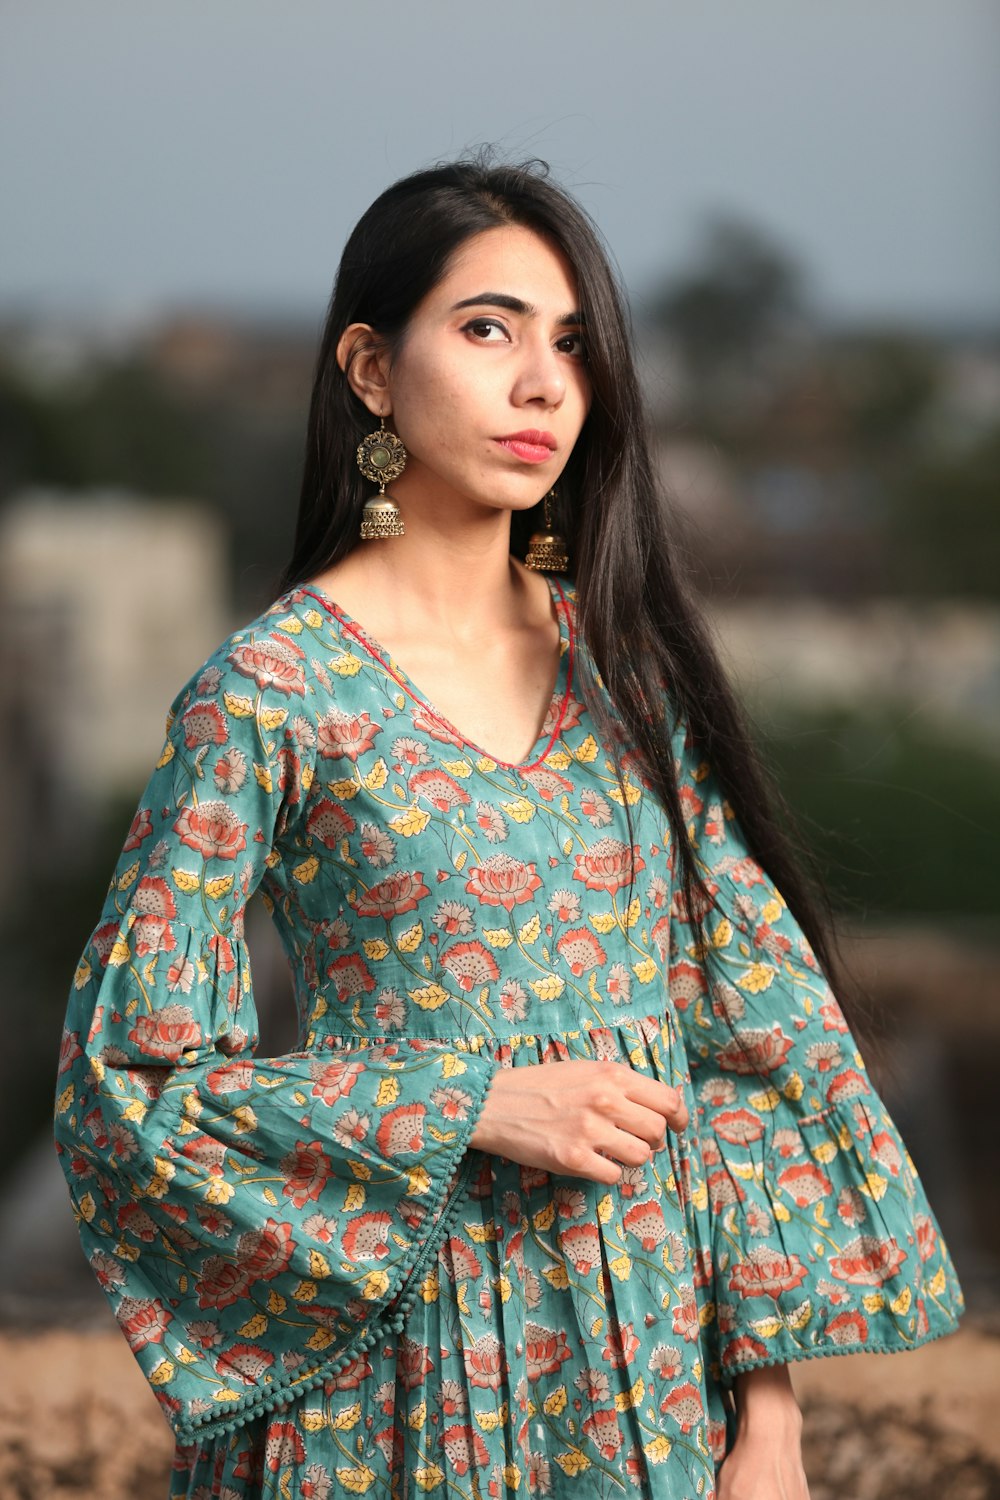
[451, 292, 583, 326]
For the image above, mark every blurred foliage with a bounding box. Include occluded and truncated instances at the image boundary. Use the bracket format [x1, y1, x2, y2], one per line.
[0, 352, 304, 609]
[757, 703, 1000, 929]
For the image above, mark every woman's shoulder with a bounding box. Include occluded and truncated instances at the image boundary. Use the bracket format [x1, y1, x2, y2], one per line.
[162, 584, 340, 730]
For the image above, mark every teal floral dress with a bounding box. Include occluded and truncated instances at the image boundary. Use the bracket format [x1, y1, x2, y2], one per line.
[53, 575, 963, 1499]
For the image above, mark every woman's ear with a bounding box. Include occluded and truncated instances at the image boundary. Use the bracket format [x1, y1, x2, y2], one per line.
[336, 322, 392, 417]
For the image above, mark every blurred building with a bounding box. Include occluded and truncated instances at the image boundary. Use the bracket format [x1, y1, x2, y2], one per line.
[0, 488, 230, 903]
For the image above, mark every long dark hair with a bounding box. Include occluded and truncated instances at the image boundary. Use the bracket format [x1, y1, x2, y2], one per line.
[275, 152, 859, 1027]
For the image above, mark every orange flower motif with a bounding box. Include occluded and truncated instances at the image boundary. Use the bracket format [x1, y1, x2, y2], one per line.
[227, 634, 307, 696]
[465, 853, 543, 911]
[174, 800, 248, 861]
[352, 870, 430, 919]
[572, 837, 645, 893]
[127, 1004, 202, 1061]
[317, 707, 382, 761]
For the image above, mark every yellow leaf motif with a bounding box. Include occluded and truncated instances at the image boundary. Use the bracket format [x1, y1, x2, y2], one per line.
[300, 1410, 327, 1433]
[573, 735, 599, 763]
[348, 1161, 372, 1181]
[773, 1200, 792, 1222]
[267, 1290, 286, 1314]
[483, 928, 514, 948]
[748, 1087, 782, 1113]
[389, 805, 431, 837]
[441, 1053, 467, 1079]
[344, 1183, 366, 1212]
[530, 974, 564, 1001]
[408, 1399, 427, 1429]
[929, 1266, 947, 1296]
[172, 868, 201, 894]
[624, 897, 641, 929]
[533, 1202, 556, 1232]
[862, 1292, 885, 1314]
[596, 1194, 614, 1225]
[418, 1270, 440, 1304]
[253, 762, 273, 794]
[309, 1249, 332, 1279]
[262, 1187, 278, 1206]
[712, 918, 734, 948]
[453, 850, 467, 871]
[332, 1402, 361, 1430]
[737, 963, 777, 994]
[329, 777, 360, 799]
[554, 1449, 591, 1477]
[861, 1172, 888, 1201]
[376, 1077, 399, 1107]
[204, 874, 234, 900]
[362, 939, 390, 961]
[607, 779, 642, 806]
[502, 1464, 521, 1490]
[362, 757, 388, 789]
[260, 707, 288, 732]
[783, 1072, 805, 1102]
[413, 1466, 445, 1491]
[148, 1359, 175, 1386]
[518, 913, 541, 944]
[155, 738, 175, 768]
[117, 859, 140, 890]
[811, 1140, 838, 1164]
[542, 1263, 570, 1291]
[750, 1314, 784, 1338]
[442, 759, 472, 777]
[475, 755, 497, 772]
[334, 1466, 376, 1495]
[501, 797, 535, 823]
[609, 1253, 632, 1281]
[73, 957, 92, 990]
[78, 1192, 96, 1223]
[329, 653, 363, 677]
[614, 1376, 645, 1412]
[409, 983, 450, 1011]
[589, 911, 617, 934]
[590, 1317, 604, 1338]
[362, 1271, 390, 1301]
[761, 899, 782, 925]
[397, 920, 423, 953]
[632, 956, 658, 984]
[306, 1327, 335, 1351]
[204, 1180, 235, 1205]
[543, 1385, 568, 1416]
[223, 691, 255, 718]
[406, 1165, 431, 1196]
[55, 1083, 74, 1115]
[293, 856, 319, 884]
[238, 1312, 269, 1338]
[547, 751, 572, 769]
[277, 615, 303, 634]
[175, 1346, 199, 1365]
[645, 1435, 673, 1464]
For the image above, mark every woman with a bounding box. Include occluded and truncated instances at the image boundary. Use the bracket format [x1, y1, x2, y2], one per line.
[54, 156, 963, 1499]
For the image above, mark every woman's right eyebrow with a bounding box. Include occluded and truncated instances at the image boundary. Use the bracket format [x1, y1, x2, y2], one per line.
[451, 292, 583, 326]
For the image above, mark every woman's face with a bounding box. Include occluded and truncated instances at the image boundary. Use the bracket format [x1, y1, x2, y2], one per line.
[375, 224, 592, 517]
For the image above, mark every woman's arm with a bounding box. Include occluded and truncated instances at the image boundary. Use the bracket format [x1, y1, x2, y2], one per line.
[717, 1364, 810, 1499]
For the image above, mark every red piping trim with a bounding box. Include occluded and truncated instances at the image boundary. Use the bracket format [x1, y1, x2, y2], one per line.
[297, 579, 575, 775]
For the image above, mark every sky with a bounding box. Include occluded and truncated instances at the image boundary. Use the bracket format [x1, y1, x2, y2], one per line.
[2, 0, 998, 330]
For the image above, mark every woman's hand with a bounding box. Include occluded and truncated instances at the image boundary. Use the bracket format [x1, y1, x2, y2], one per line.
[469, 1060, 688, 1184]
[717, 1365, 811, 1499]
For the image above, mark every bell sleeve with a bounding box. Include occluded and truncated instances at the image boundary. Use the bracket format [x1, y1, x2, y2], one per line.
[52, 626, 498, 1446]
[664, 716, 964, 1390]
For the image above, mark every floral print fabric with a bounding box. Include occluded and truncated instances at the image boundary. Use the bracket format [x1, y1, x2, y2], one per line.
[54, 575, 963, 1498]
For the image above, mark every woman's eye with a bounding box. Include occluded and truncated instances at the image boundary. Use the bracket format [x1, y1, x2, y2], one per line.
[556, 332, 586, 358]
[464, 318, 508, 341]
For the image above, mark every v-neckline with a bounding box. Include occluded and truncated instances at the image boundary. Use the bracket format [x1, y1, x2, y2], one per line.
[292, 572, 575, 775]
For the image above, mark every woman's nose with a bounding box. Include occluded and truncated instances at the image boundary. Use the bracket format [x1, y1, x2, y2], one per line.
[512, 339, 566, 408]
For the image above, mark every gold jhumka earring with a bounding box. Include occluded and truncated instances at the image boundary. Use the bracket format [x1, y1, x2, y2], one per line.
[357, 417, 407, 540]
[524, 487, 569, 573]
